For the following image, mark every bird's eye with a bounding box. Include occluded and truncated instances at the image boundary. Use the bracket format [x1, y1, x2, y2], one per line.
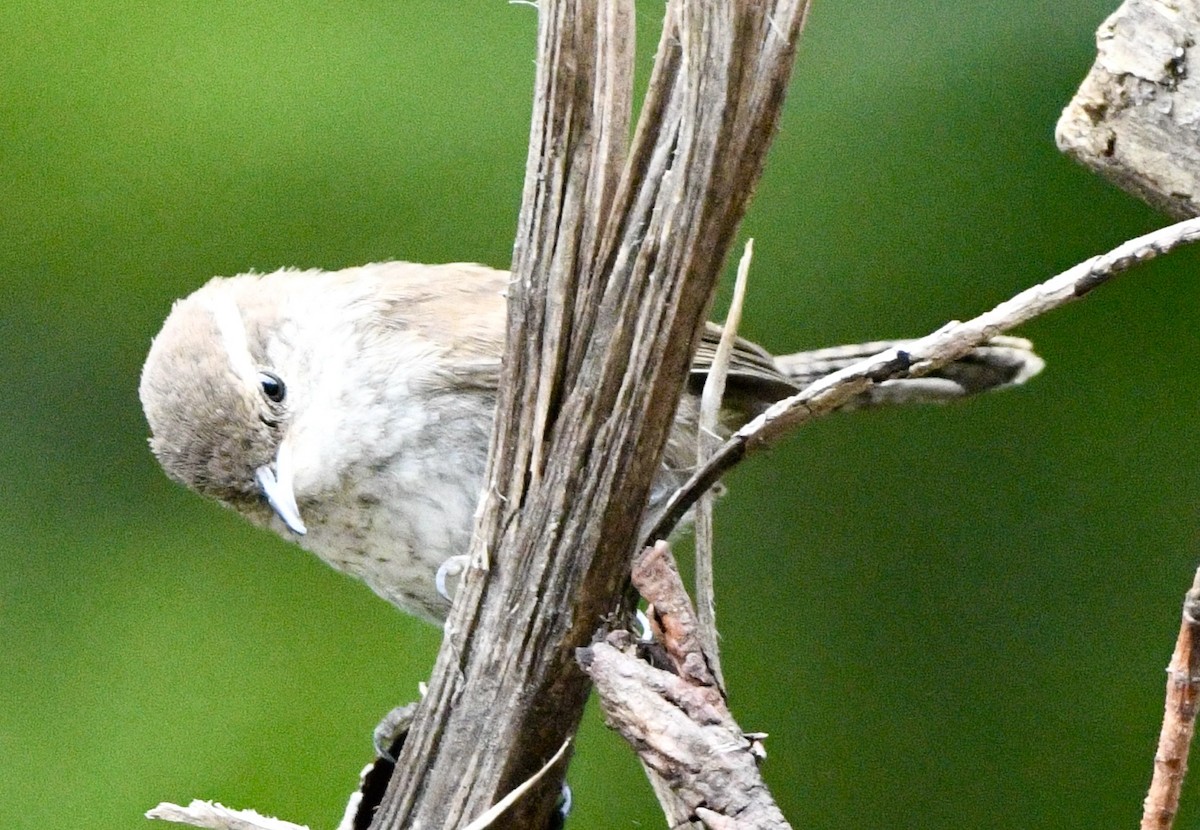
[258, 371, 286, 403]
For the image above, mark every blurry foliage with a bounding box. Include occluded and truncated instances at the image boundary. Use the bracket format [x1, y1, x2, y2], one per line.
[3, 2, 1199, 828]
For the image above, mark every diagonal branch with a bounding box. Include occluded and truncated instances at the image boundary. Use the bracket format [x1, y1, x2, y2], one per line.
[647, 215, 1200, 543]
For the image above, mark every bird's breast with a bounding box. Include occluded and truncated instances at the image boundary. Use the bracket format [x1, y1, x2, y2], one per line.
[292, 453, 485, 621]
[284, 386, 495, 622]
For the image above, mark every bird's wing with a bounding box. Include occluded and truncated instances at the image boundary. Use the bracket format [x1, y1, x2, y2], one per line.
[368, 262, 510, 392]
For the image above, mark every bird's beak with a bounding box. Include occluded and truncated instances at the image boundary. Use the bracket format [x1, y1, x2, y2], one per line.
[255, 439, 307, 535]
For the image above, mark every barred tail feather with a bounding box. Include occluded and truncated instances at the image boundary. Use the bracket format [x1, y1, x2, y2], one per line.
[772, 335, 1045, 409]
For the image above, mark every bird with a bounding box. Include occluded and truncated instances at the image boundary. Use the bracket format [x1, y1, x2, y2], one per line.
[139, 261, 1043, 622]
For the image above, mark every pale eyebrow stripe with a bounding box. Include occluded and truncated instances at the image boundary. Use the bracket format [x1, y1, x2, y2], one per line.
[203, 293, 258, 384]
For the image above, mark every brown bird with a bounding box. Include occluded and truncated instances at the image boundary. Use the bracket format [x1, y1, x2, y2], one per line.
[139, 261, 1042, 621]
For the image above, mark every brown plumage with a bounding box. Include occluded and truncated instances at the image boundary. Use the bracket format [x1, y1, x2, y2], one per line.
[140, 261, 1042, 621]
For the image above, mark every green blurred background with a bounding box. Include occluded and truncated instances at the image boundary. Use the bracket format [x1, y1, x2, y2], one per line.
[4, 1, 1198, 828]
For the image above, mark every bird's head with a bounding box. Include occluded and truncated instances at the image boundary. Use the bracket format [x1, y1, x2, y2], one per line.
[139, 276, 307, 534]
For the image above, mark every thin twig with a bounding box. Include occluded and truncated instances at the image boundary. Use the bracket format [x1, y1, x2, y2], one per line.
[462, 738, 573, 830]
[648, 215, 1200, 542]
[1141, 567, 1200, 830]
[694, 239, 754, 691]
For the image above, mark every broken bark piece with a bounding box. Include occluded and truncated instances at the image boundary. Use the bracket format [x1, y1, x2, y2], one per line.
[579, 542, 789, 829]
[1056, 0, 1200, 217]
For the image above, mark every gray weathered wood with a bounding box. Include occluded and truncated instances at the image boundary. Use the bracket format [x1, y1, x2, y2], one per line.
[1057, 0, 1200, 217]
[370, 1, 812, 828]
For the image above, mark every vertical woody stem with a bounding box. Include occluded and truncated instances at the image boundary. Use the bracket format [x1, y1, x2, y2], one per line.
[1141, 567, 1200, 830]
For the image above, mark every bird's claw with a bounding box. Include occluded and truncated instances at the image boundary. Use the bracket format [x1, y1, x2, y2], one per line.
[372, 702, 418, 761]
[635, 608, 653, 642]
[558, 782, 573, 820]
[435, 554, 471, 602]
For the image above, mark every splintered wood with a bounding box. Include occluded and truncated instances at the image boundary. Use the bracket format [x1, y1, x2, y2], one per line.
[580, 541, 789, 830]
